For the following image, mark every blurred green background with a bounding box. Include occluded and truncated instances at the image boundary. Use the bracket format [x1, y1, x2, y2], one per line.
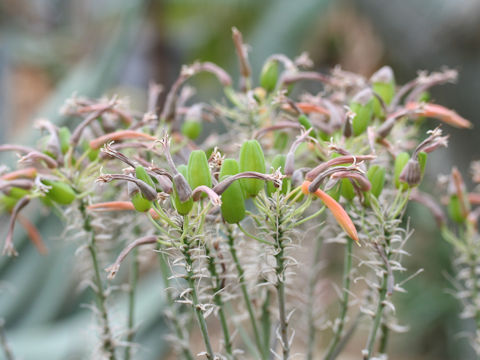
[1, 0, 479, 359]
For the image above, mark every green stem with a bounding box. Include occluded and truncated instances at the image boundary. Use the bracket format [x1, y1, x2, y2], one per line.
[365, 230, 391, 360]
[273, 214, 289, 360]
[158, 252, 194, 360]
[227, 226, 266, 360]
[365, 274, 388, 359]
[124, 248, 139, 360]
[324, 239, 353, 360]
[205, 244, 234, 357]
[378, 323, 389, 354]
[80, 202, 116, 360]
[306, 237, 323, 360]
[182, 238, 214, 359]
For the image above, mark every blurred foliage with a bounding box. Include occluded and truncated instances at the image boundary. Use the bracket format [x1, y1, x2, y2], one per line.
[0, 0, 479, 359]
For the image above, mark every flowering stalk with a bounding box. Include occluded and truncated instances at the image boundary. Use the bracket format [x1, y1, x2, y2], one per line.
[205, 242, 234, 357]
[181, 233, 214, 359]
[226, 225, 266, 360]
[79, 200, 116, 360]
[324, 238, 353, 360]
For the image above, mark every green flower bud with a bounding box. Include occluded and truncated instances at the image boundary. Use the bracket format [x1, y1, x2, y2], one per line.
[42, 180, 76, 205]
[181, 120, 202, 140]
[187, 150, 212, 195]
[298, 114, 317, 138]
[273, 132, 289, 151]
[0, 186, 32, 210]
[219, 159, 246, 224]
[371, 66, 395, 118]
[417, 151, 428, 177]
[367, 165, 386, 198]
[394, 152, 410, 189]
[350, 89, 374, 136]
[448, 195, 465, 223]
[131, 165, 156, 212]
[239, 140, 266, 197]
[267, 154, 289, 196]
[135, 166, 155, 188]
[131, 193, 152, 212]
[0, 195, 19, 212]
[173, 165, 193, 215]
[341, 178, 356, 201]
[260, 60, 279, 92]
[59, 127, 71, 155]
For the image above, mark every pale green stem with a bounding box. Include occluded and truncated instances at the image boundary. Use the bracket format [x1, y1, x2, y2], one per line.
[182, 238, 214, 358]
[324, 239, 353, 360]
[80, 202, 116, 360]
[227, 226, 266, 360]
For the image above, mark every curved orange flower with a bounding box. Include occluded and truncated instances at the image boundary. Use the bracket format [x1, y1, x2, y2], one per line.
[87, 201, 160, 220]
[301, 181, 359, 244]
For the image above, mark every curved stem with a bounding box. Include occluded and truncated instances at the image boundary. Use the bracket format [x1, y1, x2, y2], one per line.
[227, 226, 266, 360]
[324, 238, 353, 360]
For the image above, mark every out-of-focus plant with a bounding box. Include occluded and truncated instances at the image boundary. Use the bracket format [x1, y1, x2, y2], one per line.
[412, 162, 480, 357]
[0, 27, 472, 360]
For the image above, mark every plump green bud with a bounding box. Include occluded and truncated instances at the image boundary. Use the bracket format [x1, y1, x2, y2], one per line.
[417, 151, 428, 177]
[1, 187, 31, 211]
[135, 166, 155, 188]
[1, 195, 16, 212]
[273, 132, 289, 151]
[371, 66, 395, 118]
[42, 180, 76, 205]
[267, 155, 289, 196]
[219, 159, 246, 224]
[131, 166, 155, 212]
[131, 193, 151, 212]
[448, 195, 465, 223]
[181, 120, 202, 140]
[239, 140, 266, 197]
[260, 60, 279, 92]
[172, 165, 193, 215]
[367, 165, 386, 198]
[298, 114, 317, 138]
[341, 178, 356, 201]
[187, 150, 212, 190]
[59, 127, 71, 155]
[394, 152, 410, 189]
[350, 89, 374, 136]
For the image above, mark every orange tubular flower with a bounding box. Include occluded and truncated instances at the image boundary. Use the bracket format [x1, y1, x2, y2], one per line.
[18, 214, 48, 255]
[87, 201, 160, 220]
[1, 167, 37, 181]
[282, 102, 330, 116]
[301, 181, 359, 245]
[406, 102, 472, 128]
[89, 131, 158, 150]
